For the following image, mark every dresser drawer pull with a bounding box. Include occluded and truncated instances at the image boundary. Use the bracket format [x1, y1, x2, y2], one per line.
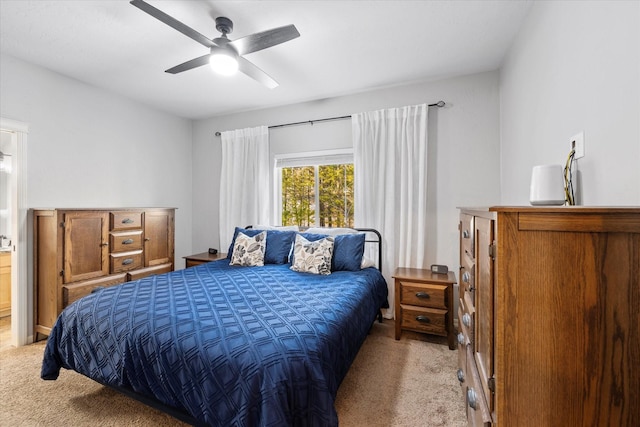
[415, 315, 431, 324]
[457, 368, 465, 383]
[467, 388, 478, 410]
[415, 292, 430, 299]
[122, 218, 134, 224]
[122, 239, 134, 245]
[462, 230, 470, 239]
[457, 332, 465, 345]
[462, 313, 471, 327]
[462, 271, 470, 283]
[122, 258, 134, 266]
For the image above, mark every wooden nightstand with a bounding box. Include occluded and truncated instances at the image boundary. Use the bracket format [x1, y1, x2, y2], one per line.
[183, 252, 227, 268]
[393, 267, 457, 350]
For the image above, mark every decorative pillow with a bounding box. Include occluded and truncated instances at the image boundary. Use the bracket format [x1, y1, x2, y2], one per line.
[227, 227, 296, 264]
[332, 233, 366, 271]
[229, 231, 266, 266]
[290, 234, 334, 275]
[298, 232, 365, 271]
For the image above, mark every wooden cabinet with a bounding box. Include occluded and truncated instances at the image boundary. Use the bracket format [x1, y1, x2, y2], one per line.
[457, 207, 640, 427]
[393, 267, 457, 349]
[0, 252, 10, 318]
[33, 208, 175, 338]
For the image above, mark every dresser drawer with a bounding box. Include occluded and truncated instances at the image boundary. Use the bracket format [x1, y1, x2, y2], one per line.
[466, 346, 492, 426]
[400, 281, 448, 309]
[460, 265, 475, 303]
[460, 213, 475, 259]
[110, 230, 143, 252]
[401, 306, 447, 336]
[62, 273, 127, 306]
[126, 263, 172, 281]
[110, 250, 143, 273]
[110, 211, 143, 230]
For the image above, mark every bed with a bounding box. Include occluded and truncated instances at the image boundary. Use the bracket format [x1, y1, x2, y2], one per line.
[41, 227, 388, 426]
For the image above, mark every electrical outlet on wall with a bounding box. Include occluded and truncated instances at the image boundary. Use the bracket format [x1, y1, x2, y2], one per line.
[570, 132, 585, 159]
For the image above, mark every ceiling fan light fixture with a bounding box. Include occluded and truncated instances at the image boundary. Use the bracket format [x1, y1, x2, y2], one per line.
[209, 47, 238, 76]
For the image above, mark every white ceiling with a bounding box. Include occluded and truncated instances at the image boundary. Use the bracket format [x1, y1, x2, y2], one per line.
[0, 0, 532, 120]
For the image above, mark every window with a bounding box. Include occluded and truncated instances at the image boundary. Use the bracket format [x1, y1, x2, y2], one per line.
[275, 150, 354, 227]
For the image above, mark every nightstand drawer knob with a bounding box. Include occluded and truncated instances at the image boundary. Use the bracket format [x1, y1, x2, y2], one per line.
[457, 332, 465, 345]
[415, 291, 430, 299]
[415, 315, 431, 324]
[122, 258, 134, 265]
[457, 368, 465, 383]
[462, 313, 471, 327]
[122, 239, 134, 245]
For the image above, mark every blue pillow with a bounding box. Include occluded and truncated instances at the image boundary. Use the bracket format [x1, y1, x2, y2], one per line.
[332, 233, 366, 271]
[227, 227, 296, 264]
[297, 232, 365, 271]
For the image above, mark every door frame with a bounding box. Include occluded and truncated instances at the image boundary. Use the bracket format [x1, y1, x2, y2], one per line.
[1, 117, 29, 346]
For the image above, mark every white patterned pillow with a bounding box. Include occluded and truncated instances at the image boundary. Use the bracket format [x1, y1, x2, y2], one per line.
[229, 231, 266, 266]
[290, 234, 334, 275]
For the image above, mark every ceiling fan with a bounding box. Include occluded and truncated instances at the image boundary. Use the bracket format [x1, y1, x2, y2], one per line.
[130, 0, 300, 89]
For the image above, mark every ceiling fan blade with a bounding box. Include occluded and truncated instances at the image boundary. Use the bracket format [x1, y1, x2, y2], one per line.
[130, 0, 214, 48]
[238, 57, 278, 89]
[165, 54, 210, 74]
[229, 25, 300, 56]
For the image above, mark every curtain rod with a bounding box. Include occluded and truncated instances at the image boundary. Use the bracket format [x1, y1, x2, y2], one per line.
[214, 100, 445, 136]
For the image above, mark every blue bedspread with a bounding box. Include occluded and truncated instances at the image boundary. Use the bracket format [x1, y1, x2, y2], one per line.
[41, 260, 388, 426]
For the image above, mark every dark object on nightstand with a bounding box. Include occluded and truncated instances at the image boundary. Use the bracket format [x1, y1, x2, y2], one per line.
[430, 264, 449, 274]
[208, 248, 218, 255]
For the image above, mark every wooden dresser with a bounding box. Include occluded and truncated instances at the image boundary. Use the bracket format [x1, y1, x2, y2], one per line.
[457, 206, 640, 426]
[32, 208, 175, 338]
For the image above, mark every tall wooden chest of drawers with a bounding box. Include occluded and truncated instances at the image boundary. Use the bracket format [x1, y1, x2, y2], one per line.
[32, 208, 175, 338]
[457, 207, 640, 427]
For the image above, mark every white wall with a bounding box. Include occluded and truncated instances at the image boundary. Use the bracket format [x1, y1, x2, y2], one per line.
[0, 53, 194, 340]
[192, 71, 502, 271]
[500, 1, 640, 205]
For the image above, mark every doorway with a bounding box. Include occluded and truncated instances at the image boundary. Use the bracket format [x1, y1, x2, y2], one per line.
[0, 118, 28, 349]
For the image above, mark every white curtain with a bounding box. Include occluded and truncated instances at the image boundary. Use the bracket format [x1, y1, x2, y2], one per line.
[219, 125, 270, 251]
[352, 104, 429, 318]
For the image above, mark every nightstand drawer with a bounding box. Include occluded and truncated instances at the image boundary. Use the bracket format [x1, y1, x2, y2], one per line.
[400, 281, 448, 309]
[401, 306, 447, 336]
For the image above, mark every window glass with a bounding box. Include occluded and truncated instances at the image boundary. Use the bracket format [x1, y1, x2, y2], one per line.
[277, 151, 354, 227]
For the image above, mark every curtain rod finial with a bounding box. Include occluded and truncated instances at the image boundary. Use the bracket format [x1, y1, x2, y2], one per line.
[215, 131, 221, 137]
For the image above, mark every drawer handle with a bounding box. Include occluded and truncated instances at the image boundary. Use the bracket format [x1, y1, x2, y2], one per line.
[122, 239, 134, 245]
[462, 271, 470, 283]
[122, 258, 134, 265]
[415, 292, 430, 299]
[416, 315, 431, 324]
[457, 368, 465, 383]
[462, 230, 470, 239]
[122, 218, 134, 224]
[457, 332, 465, 345]
[462, 313, 471, 327]
[100, 242, 108, 247]
[467, 388, 478, 410]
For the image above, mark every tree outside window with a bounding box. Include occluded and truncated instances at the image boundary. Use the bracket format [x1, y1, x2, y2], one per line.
[280, 163, 354, 227]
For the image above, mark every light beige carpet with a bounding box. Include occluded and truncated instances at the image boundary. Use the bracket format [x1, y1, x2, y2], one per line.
[0, 320, 466, 426]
